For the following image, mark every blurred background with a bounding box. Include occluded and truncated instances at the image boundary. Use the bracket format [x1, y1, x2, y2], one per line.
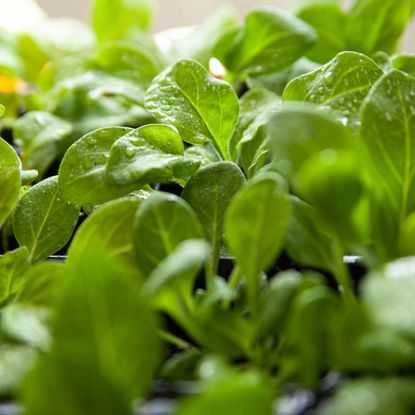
[36, 0, 414, 51]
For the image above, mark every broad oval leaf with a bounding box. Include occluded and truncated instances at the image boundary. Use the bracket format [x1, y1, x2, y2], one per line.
[360, 70, 415, 219]
[22, 246, 161, 415]
[182, 162, 246, 281]
[58, 127, 140, 205]
[92, 0, 153, 41]
[346, 0, 413, 56]
[286, 197, 339, 274]
[13, 111, 72, 177]
[13, 176, 80, 262]
[17, 261, 65, 306]
[363, 257, 415, 338]
[94, 40, 159, 86]
[283, 51, 383, 122]
[145, 59, 239, 160]
[133, 192, 204, 276]
[297, 3, 347, 63]
[267, 104, 351, 177]
[230, 88, 281, 162]
[0, 137, 21, 228]
[224, 173, 291, 311]
[106, 124, 200, 186]
[0, 246, 30, 305]
[218, 7, 317, 77]
[68, 197, 143, 268]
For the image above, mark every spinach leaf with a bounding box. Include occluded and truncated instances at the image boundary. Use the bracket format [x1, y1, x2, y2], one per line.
[92, 0, 153, 42]
[22, 247, 161, 415]
[230, 88, 280, 164]
[133, 192, 204, 276]
[58, 127, 140, 205]
[320, 378, 415, 415]
[17, 261, 65, 306]
[360, 70, 415, 225]
[286, 197, 340, 274]
[68, 197, 144, 269]
[224, 173, 290, 312]
[346, 0, 413, 55]
[144, 239, 210, 320]
[13, 111, 73, 177]
[182, 162, 245, 285]
[178, 364, 274, 415]
[297, 3, 347, 63]
[0, 344, 36, 397]
[267, 104, 351, 177]
[94, 40, 159, 87]
[145, 59, 239, 160]
[106, 124, 200, 186]
[13, 176, 80, 262]
[0, 247, 29, 305]
[283, 51, 383, 122]
[1, 304, 50, 351]
[278, 285, 339, 386]
[0, 137, 21, 228]
[363, 257, 415, 338]
[255, 270, 302, 340]
[216, 7, 317, 78]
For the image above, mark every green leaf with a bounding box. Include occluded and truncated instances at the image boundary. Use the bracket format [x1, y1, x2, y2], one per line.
[279, 285, 339, 386]
[17, 261, 65, 306]
[283, 51, 383, 122]
[1, 304, 50, 351]
[0, 137, 21, 228]
[144, 239, 210, 322]
[13, 176, 80, 262]
[68, 197, 143, 269]
[256, 270, 302, 339]
[230, 88, 280, 162]
[297, 3, 347, 63]
[0, 344, 36, 397]
[94, 40, 159, 87]
[178, 367, 274, 415]
[363, 257, 415, 338]
[294, 150, 369, 246]
[320, 378, 415, 415]
[47, 71, 151, 138]
[92, 0, 153, 41]
[218, 7, 317, 77]
[393, 55, 415, 76]
[13, 111, 73, 177]
[22, 246, 161, 415]
[58, 127, 140, 205]
[267, 105, 351, 177]
[286, 197, 340, 273]
[106, 124, 200, 186]
[182, 162, 246, 284]
[224, 173, 291, 312]
[145, 59, 239, 160]
[360, 70, 415, 223]
[0, 247, 29, 305]
[133, 192, 204, 276]
[346, 0, 413, 55]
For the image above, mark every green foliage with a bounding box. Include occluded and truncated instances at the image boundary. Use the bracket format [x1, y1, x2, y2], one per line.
[133, 192, 204, 275]
[3, 0, 415, 412]
[145, 59, 240, 159]
[92, 0, 153, 41]
[13, 177, 80, 262]
[0, 138, 21, 228]
[22, 247, 161, 415]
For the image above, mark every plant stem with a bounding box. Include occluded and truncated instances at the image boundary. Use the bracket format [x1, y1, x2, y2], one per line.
[223, 265, 243, 309]
[157, 329, 193, 350]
